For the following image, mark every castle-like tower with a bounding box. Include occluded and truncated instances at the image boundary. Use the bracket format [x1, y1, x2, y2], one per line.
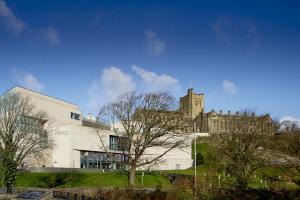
[179, 88, 273, 134]
[180, 88, 204, 120]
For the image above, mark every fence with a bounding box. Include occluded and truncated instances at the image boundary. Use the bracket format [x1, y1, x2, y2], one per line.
[53, 190, 108, 200]
[0, 187, 27, 194]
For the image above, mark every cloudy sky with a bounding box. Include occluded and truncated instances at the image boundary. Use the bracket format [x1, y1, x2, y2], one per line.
[0, 0, 299, 124]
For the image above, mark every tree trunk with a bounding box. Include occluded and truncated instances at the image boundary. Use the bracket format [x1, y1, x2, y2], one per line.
[5, 182, 13, 194]
[3, 161, 18, 194]
[236, 176, 248, 190]
[128, 165, 136, 187]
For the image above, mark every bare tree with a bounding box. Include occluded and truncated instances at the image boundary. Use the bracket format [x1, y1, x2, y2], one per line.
[0, 92, 49, 193]
[280, 120, 299, 133]
[271, 119, 281, 133]
[215, 130, 265, 189]
[98, 91, 191, 186]
[281, 123, 300, 160]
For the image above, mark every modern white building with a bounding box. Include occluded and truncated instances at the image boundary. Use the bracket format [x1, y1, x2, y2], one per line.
[3, 86, 196, 171]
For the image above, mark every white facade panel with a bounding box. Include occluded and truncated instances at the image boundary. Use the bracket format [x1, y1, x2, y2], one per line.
[5, 86, 200, 171]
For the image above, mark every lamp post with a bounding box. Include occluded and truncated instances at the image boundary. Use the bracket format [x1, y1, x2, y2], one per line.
[193, 122, 197, 196]
[142, 172, 144, 187]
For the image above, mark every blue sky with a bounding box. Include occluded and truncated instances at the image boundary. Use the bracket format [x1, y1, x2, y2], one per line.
[0, 0, 299, 123]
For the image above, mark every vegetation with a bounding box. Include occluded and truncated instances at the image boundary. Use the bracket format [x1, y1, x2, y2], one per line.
[265, 133, 300, 160]
[12, 172, 172, 188]
[215, 131, 266, 189]
[0, 92, 50, 193]
[91, 188, 179, 200]
[166, 134, 300, 192]
[195, 152, 204, 166]
[98, 91, 190, 186]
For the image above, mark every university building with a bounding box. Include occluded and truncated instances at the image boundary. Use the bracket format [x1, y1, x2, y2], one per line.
[180, 88, 274, 134]
[2, 86, 194, 171]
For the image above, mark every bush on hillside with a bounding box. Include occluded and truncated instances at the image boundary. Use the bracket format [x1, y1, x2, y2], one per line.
[196, 153, 205, 166]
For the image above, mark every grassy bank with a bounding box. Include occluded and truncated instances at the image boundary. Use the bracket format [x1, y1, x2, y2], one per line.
[15, 172, 172, 188]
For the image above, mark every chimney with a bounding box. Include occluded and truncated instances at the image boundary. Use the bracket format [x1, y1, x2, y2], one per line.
[228, 110, 231, 115]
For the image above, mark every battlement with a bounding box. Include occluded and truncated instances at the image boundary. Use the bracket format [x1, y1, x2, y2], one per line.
[180, 88, 204, 120]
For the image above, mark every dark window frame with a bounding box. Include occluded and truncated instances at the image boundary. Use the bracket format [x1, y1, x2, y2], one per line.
[71, 112, 81, 120]
[109, 135, 119, 150]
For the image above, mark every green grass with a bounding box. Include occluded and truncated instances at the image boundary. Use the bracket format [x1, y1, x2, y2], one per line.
[163, 163, 217, 176]
[187, 140, 300, 190]
[15, 172, 172, 188]
[192, 139, 219, 164]
[6, 139, 300, 191]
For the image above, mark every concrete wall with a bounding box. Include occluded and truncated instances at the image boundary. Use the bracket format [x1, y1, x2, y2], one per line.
[12, 86, 82, 126]
[51, 125, 194, 170]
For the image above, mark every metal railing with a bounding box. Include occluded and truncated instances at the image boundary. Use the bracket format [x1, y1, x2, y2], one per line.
[53, 190, 107, 200]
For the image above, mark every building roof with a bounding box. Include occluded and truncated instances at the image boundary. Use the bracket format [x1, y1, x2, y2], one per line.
[3, 85, 79, 108]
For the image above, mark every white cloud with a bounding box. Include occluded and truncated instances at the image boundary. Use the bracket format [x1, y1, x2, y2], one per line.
[145, 30, 166, 56]
[87, 65, 181, 113]
[132, 65, 180, 92]
[0, 1, 60, 45]
[212, 14, 261, 50]
[212, 14, 233, 43]
[13, 69, 44, 92]
[39, 26, 60, 46]
[280, 116, 300, 126]
[222, 80, 238, 95]
[0, 0, 25, 34]
[87, 67, 135, 112]
[243, 19, 261, 50]
[101, 67, 135, 100]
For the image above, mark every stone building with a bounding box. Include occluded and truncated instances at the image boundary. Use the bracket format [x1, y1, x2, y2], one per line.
[179, 88, 274, 135]
[196, 110, 273, 134]
[180, 88, 204, 120]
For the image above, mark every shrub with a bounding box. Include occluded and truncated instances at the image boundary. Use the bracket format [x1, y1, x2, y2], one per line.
[196, 153, 204, 166]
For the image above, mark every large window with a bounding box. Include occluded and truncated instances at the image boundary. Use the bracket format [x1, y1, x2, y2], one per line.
[109, 135, 128, 151]
[21, 116, 43, 134]
[109, 135, 119, 150]
[80, 150, 128, 170]
[71, 112, 81, 120]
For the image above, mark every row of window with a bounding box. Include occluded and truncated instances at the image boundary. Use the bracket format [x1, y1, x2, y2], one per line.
[80, 150, 128, 170]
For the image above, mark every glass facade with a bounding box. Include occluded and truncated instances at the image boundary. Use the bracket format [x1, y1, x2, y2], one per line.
[80, 150, 128, 170]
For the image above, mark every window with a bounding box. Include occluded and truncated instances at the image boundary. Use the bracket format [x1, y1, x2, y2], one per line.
[176, 164, 181, 170]
[71, 112, 81, 120]
[109, 135, 128, 151]
[21, 116, 43, 133]
[110, 135, 119, 150]
[40, 131, 48, 148]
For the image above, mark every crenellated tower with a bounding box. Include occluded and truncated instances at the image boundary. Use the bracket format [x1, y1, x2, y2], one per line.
[180, 88, 204, 120]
